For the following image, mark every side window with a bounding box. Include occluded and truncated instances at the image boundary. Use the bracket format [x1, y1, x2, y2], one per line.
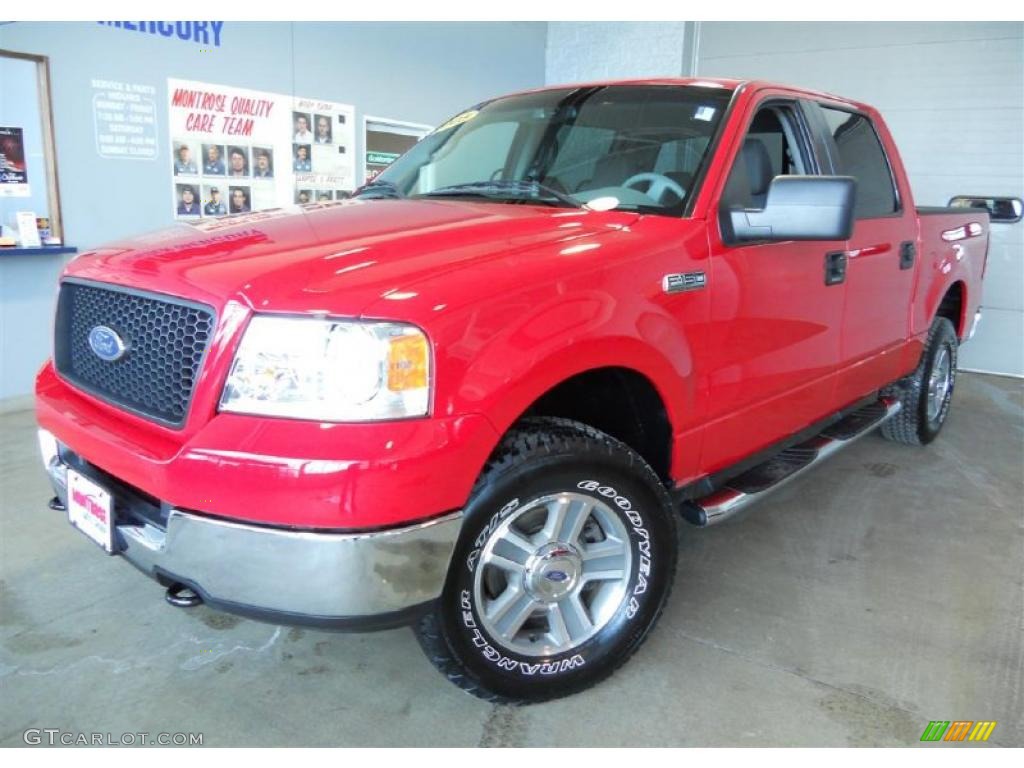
[722, 105, 809, 210]
[820, 107, 898, 219]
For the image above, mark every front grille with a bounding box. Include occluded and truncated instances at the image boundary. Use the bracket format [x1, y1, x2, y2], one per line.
[54, 280, 215, 427]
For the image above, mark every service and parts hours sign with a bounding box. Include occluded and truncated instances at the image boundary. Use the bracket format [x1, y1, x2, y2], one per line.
[167, 78, 355, 220]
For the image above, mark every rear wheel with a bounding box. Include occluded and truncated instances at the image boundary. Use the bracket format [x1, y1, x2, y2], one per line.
[881, 316, 959, 446]
[414, 417, 677, 704]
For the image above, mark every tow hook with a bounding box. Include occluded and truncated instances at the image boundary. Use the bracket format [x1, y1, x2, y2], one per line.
[165, 583, 203, 608]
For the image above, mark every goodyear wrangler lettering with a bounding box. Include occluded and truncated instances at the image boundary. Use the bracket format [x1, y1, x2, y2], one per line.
[472, 627, 585, 675]
[459, 590, 585, 675]
[577, 480, 651, 617]
[467, 498, 520, 572]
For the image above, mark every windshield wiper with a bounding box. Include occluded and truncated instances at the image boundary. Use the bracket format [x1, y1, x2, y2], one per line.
[353, 179, 404, 200]
[419, 180, 583, 208]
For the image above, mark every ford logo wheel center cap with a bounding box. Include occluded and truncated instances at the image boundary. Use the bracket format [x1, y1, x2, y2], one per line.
[523, 542, 582, 602]
[88, 325, 128, 362]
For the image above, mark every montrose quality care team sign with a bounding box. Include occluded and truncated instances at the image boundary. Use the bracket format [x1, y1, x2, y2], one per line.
[166, 78, 355, 220]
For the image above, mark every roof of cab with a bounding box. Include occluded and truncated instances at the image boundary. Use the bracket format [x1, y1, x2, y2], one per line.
[501, 77, 866, 111]
[507, 76, 744, 97]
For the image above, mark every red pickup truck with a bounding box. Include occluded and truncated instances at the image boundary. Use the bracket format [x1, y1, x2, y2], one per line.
[37, 78, 988, 703]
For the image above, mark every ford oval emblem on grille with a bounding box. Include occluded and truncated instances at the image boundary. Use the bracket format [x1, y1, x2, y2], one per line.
[88, 325, 127, 362]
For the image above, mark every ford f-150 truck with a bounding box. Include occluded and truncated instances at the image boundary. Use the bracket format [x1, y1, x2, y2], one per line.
[37, 78, 988, 703]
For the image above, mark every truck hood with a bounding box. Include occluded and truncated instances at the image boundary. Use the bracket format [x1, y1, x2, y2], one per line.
[65, 200, 641, 317]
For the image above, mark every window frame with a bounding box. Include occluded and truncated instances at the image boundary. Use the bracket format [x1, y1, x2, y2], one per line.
[810, 101, 903, 221]
[0, 48, 65, 244]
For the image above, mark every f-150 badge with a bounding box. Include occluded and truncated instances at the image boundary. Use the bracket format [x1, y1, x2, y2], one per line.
[662, 272, 707, 293]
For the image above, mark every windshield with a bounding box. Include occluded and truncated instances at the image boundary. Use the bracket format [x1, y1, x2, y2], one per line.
[362, 85, 733, 216]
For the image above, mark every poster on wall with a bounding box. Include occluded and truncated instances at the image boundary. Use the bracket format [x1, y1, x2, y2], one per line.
[167, 78, 355, 220]
[363, 116, 431, 184]
[0, 127, 30, 197]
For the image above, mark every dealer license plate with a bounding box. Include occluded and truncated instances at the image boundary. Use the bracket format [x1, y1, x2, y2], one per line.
[67, 469, 115, 554]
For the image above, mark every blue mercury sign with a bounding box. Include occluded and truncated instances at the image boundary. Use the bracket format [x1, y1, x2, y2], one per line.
[96, 21, 226, 47]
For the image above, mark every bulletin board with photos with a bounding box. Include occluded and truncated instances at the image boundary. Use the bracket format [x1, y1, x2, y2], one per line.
[168, 78, 355, 220]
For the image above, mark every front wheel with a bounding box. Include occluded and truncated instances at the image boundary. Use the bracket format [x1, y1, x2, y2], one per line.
[414, 417, 678, 704]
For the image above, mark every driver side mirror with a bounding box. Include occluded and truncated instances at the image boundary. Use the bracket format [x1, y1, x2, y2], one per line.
[722, 175, 857, 244]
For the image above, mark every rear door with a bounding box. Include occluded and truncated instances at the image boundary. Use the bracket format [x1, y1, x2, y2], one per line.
[809, 103, 918, 404]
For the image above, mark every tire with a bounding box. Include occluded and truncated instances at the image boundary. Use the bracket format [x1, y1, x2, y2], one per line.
[414, 417, 678, 704]
[880, 316, 959, 446]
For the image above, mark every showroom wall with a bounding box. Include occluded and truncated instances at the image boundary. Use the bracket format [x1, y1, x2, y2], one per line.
[546, 21, 1024, 377]
[0, 21, 547, 404]
[546, 22, 693, 84]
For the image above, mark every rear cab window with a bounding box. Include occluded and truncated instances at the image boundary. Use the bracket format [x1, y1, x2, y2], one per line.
[817, 106, 900, 219]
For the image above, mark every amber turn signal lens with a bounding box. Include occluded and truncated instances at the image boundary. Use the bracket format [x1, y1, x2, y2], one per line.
[386, 333, 429, 391]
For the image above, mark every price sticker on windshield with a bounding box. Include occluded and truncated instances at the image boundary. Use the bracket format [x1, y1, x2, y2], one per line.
[435, 110, 479, 133]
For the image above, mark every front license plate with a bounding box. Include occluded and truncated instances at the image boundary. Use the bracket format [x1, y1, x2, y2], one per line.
[67, 469, 115, 554]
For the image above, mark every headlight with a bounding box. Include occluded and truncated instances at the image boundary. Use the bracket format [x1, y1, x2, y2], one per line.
[220, 316, 430, 421]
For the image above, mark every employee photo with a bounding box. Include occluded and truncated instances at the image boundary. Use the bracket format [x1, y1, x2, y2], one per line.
[172, 140, 198, 175]
[202, 143, 226, 175]
[228, 185, 251, 213]
[174, 183, 200, 216]
[226, 145, 249, 177]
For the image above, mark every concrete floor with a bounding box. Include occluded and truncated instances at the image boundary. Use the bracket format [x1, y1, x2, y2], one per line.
[1, 372, 1021, 747]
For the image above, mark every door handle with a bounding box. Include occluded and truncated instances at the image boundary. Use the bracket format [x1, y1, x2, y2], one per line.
[899, 241, 916, 270]
[824, 251, 847, 286]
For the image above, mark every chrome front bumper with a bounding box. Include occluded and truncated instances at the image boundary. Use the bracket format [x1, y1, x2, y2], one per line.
[38, 429, 461, 628]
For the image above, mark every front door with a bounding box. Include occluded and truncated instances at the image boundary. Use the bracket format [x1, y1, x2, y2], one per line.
[700, 98, 846, 473]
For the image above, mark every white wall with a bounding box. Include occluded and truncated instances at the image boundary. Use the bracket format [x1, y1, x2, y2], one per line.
[546, 22, 690, 85]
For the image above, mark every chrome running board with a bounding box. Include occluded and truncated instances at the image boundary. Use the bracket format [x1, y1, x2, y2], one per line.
[683, 397, 902, 527]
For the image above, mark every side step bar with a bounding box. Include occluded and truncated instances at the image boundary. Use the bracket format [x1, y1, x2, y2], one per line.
[683, 397, 901, 527]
